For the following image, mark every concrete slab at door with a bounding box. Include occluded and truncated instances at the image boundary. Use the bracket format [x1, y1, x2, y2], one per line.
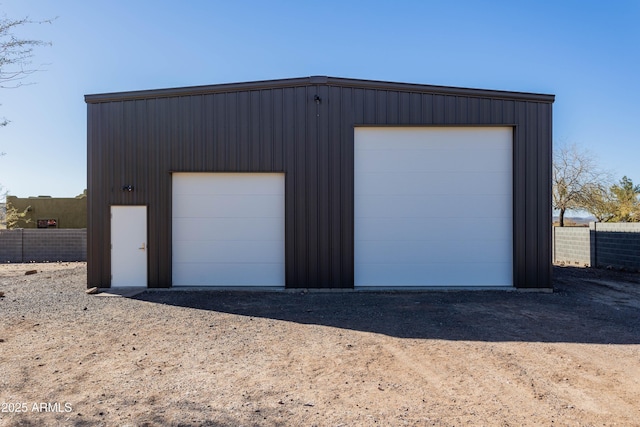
[111, 206, 147, 287]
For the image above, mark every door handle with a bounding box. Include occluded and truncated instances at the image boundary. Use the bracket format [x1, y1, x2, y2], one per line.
[139, 243, 146, 251]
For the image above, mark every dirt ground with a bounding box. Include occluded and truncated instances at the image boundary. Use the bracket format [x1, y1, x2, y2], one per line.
[1, 263, 639, 427]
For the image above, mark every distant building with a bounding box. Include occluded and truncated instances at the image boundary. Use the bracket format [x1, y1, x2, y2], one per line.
[6, 190, 87, 229]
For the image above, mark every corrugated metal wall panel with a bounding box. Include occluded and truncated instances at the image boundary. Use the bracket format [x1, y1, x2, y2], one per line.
[86, 104, 102, 286]
[238, 91, 251, 171]
[304, 86, 319, 287]
[433, 95, 446, 123]
[420, 94, 434, 124]
[272, 89, 285, 171]
[86, 77, 553, 289]
[282, 88, 296, 286]
[513, 101, 527, 287]
[456, 96, 468, 123]
[340, 86, 356, 287]
[525, 102, 539, 285]
[329, 86, 345, 285]
[398, 92, 410, 124]
[444, 96, 457, 123]
[292, 87, 307, 285]
[409, 93, 422, 123]
[316, 84, 330, 286]
[540, 101, 553, 287]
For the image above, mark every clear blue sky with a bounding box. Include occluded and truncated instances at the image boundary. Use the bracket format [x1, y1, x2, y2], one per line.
[1, 0, 638, 198]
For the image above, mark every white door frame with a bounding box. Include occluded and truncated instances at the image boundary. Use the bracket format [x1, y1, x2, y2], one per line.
[111, 205, 148, 287]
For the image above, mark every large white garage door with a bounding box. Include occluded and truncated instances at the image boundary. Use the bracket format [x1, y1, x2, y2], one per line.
[172, 173, 285, 287]
[354, 127, 513, 287]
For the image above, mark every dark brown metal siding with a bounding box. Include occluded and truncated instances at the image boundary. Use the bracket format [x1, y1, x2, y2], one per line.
[86, 77, 553, 289]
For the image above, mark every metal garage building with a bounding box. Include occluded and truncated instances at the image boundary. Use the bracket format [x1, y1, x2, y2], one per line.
[85, 76, 554, 290]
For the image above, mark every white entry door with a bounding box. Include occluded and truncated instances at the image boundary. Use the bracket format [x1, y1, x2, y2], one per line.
[111, 205, 147, 287]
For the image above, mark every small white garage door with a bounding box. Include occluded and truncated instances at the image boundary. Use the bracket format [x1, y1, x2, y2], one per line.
[172, 173, 285, 286]
[354, 127, 513, 287]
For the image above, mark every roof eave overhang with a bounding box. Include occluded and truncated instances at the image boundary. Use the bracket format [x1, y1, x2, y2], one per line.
[84, 76, 555, 104]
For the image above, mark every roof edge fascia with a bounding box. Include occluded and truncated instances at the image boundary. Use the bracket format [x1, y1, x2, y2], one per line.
[85, 76, 554, 104]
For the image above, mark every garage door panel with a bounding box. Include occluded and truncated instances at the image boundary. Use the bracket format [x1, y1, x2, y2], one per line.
[173, 240, 285, 263]
[355, 194, 511, 217]
[173, 262, 284, 286]
[355, 172, 511, 196]
[172, 173, 285, 287]
[354, 127, 512, 287]
[355, 217, 512, 241]
[173, 194, 284, 218]
[354, 127, 512, 149]
[355, 149, 510, 173]
[355, 262, 512, 287]
[357, 239, 512, 264]
[173, 217, 284, 241]
[173, 173, 284, 195]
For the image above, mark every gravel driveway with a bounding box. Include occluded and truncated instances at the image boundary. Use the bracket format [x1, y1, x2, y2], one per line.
[1, 263, 639, 426]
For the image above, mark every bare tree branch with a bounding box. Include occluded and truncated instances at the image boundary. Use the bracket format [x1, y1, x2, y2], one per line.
[0, 15, 54, 88]
[1, 11, 54, 196]
[0, 13, 54, 127]
[552, 144, 611, 226]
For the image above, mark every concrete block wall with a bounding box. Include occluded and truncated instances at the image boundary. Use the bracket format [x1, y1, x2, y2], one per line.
[3, 225, 637, 270]
[591, 222, 640, 270]
[0, 229, 24, 263]
[0, 229, 87, 263]
[552, 226, 591, 266]
[553, 223, 640, 271]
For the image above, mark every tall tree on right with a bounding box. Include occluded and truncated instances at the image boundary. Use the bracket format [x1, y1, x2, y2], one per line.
[610, 176, 640, 222]
[582, 184, 617, 223]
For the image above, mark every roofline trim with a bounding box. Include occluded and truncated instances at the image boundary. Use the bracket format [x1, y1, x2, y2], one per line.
[85, 76, 555, 104]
